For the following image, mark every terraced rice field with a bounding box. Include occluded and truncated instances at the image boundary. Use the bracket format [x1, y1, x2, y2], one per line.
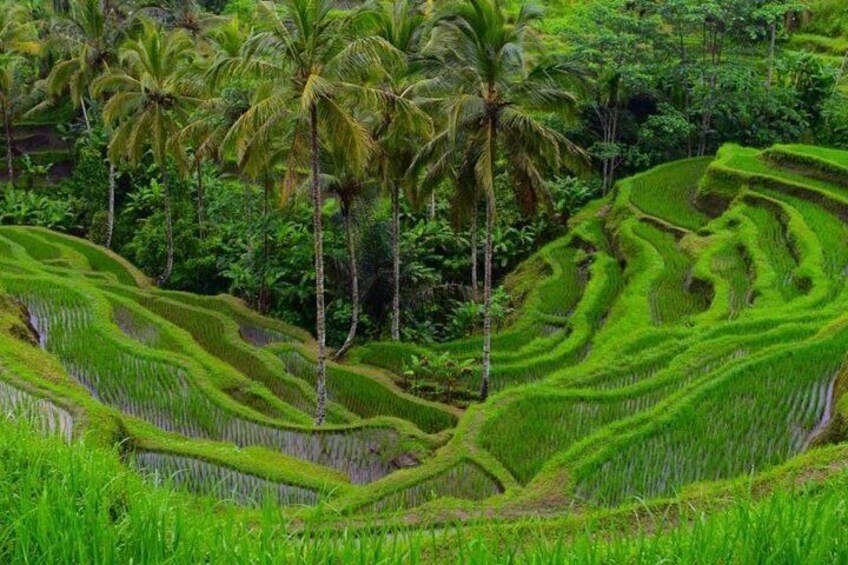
[3, 142, 848, 527]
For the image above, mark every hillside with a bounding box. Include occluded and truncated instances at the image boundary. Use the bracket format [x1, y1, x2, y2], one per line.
[4, 142, 848, 559]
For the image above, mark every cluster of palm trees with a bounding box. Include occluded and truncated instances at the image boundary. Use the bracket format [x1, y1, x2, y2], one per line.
[2, 0, 586, 424]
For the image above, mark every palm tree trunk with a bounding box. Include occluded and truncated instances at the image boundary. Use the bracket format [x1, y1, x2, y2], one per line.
[481, 187, 495, 401]
[471, 205, 478, 305]
[310, 104, 328, 426]
[391, 182, 400, 341]
[334, 210, 359, 360]
[766, 21, 777, 90]
[4, 112, 13, 188]
[159, 166, 175, 286]
[480, 116, 497, 402]
[196, 159, 206, 239]
[259, 179, 270, 314]
[429, 191, 436, 220]
[81, 99, 91, 131]
[106, 160, 116, 249]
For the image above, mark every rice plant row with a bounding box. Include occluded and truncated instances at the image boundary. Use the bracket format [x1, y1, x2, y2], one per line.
[275, 347, 457, 434]
[367, 460, 503, 513]
[480, 346, 751, 485]
[111, 301, 183, 353]
[710, 241, 755, 320]
[480, 390, 670, 485]
[632, 220, 712, 325]
[758, 188, 848, 280]
[573, 343, 844, 506]
[132, 451, 320, 507]
[14, 284, 413, 484]
[627, 156, 713, 231]
[0, 228, 64, 262]
[0, 379, 73, 442]
[33, 229, 142, 287]
[125, 293, 315, 416]
[740, 201, 802, 300]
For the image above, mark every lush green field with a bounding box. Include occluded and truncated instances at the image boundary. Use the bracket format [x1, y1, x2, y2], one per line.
[4, 142, 848, 561]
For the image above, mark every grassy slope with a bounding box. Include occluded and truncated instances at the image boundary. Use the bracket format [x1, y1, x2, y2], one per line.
[4, 142, 848, 561]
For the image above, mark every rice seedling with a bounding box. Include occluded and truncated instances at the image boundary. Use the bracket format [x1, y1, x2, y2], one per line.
[132, 451, 320, 507]
[481, 390, 669, 485]
[122, 292, 316, 415]
[627, 157, 713, 231]
[275, 347, 457, 434]
[573, 342, 844, 506]
[740, 201, 802, 300]
[367, 461, 503, 513]
[632, 220, 713, 325]
[32, 229, 143, 287]
[9, 282, 416, 484]
[710, 241, 755, 319]
[239, 323, 292, 347]
[759, 188, 848, 280]
[0, 227, 64, 262]
[0, 379, 73, 442]
[110, 300, 183, 353]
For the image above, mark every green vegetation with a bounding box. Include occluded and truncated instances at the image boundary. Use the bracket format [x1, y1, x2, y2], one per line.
[4, 141, 848, 560]
[3, 0, 848, 561]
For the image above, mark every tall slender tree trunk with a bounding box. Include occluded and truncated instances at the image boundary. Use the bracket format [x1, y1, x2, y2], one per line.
[480, 117, 497, 402]
[428, 191, 436, 220]
[81, 99, 91, 131]
[259, 179, 270, 314]
[106, 160, 116, 249]
[334, 210, 359, 360]
[391, 182, 400, 341]
[196, 159, 206, 239]
[471, 205, 478, 305]
[310, 104, 328, 426]
[481, 187, 495, 401]
[766, 21, 777, 90]
[4, 112, 13, 188]
[159, 167, 175, 286]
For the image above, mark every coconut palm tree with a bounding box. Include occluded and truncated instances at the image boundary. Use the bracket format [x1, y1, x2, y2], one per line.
[415, 129, 481, 304]
[224, 0, 385, 425]
[430, 0, 586, 400]
[323, 140, 373, 361]
[134, 0, 218, 37]
[368, 0, 432, 342]
[92, 20, 200, 285]
[173, 17, 253, 239]
[39, 0, 125, 246]
[0, 2, 39, 187]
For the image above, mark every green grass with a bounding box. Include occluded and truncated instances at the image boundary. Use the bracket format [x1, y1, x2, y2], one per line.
[573, 337, 845, 506]
[5, 143, 848, 560]
[627, 157, 713, 231]
[633, 220, 712, 325]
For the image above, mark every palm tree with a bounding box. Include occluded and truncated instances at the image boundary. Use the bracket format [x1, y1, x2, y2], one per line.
[134, 0, 218, 37]
[92, 20, 199, 285]
[324, 141, 372, 361]
[413, 128, 481, 304]
[0, 2, 39, 187]
[431, 0, 586, 400]
[174, 18, 252, 238]
[226, 0, 381, 425]
[368, 0, 432, 342]
[40, 0, 124, 246]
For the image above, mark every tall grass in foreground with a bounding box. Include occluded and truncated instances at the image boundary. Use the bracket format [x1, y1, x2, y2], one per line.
[4, 415, 848, 564]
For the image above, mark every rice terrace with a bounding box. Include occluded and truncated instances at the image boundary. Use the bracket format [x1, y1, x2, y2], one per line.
[2, 0, 848, 562]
